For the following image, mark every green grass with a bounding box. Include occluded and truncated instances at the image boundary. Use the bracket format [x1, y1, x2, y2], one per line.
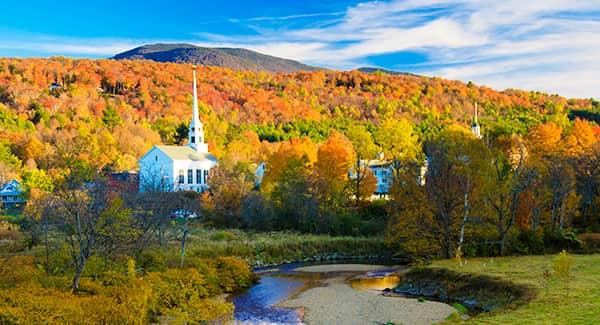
[434, 254, 600, 324]
[0, 210, 23, 223]
[185, 228, 389, 267]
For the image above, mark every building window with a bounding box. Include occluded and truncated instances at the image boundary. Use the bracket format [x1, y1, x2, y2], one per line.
[178, 170, 184, 184]
[191, 136, 195, 143]
[203, 170, 209, 184]
[155, 155, 158, 161]
[196, 169, 202, 184]
[187, 169, 193, 184]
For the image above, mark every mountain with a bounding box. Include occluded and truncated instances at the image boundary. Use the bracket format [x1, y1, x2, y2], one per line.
[357, 67, 419, 77]
[113, 43, 320, 73]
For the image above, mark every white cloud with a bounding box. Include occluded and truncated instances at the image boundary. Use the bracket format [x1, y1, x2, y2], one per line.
[0, 32, 144, 56]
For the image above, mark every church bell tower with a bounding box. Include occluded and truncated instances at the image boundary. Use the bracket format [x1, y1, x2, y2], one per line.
[188, 66, 208, 153]
[471, 103, 482, 139]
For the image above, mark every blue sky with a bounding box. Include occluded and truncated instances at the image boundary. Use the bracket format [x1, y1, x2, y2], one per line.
[1, 0, 599, 98]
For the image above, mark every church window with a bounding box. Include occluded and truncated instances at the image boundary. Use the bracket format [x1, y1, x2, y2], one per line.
[178, 170, 184, 184]
[187, 169, 193, 184]
[196, 169, 202, 184]
[155, 155, 158, 161]
[203, 170, 209, 184]
[191, 136, 195, 143]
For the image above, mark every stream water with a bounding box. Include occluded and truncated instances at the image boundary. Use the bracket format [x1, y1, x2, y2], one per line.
[229, 261, 401, 325]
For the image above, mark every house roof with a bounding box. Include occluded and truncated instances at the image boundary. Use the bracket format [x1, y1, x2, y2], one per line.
[0, 179, 22, 195]
[154, 145, 218, 162]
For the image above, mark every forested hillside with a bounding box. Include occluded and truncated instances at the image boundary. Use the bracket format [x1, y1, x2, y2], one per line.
[1, 57, 596, 181]
[113, 43, 320, 73]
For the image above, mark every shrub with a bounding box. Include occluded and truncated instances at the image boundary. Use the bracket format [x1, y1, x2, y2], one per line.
[0, 255, 39, 288]
[211, 230, 237, 241]
[553, 250, 574, 296]
[578, 233, 600, 252]
[543, 229, 582, 252]
[137, 249, 167, 272]
[511, 230, 545, 255]
[146, 268, 232, 322]
[214, 256, 255, 292]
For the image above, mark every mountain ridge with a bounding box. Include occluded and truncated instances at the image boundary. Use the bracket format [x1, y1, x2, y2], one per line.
[113, 43, 321, 73]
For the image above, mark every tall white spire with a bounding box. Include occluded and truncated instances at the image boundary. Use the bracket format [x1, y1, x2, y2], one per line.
[471, 102, 482, 139]
[189, 66, 208, 152]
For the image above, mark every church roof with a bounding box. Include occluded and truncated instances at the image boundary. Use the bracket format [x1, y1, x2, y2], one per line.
[154, 145, 218, 162]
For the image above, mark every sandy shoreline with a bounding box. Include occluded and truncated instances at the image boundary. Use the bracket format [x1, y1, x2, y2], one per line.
[279, 265, 455, 325]
[293, 264, 388, 273]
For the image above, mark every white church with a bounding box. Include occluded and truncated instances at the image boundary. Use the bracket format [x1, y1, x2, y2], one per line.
[138, 67, 218, 192]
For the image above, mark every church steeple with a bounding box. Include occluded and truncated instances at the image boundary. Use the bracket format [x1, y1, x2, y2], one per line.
[471, 102, 482, 139]
[189, 66, 208, 153]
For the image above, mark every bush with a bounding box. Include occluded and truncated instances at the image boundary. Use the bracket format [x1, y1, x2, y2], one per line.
[137, 249, 167, 272]
[211, 230, 237, 241]
[0, 254, 252, 324]
[146, 268, 232, 323]
[543, 229, 582, 252]
[511, 230, 545, 255]
[214, 256, 255, 292]
[0, 256, 39, 288]
[578, 233, 600, 252]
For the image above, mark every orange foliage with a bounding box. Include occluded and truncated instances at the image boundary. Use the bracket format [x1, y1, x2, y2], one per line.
[563, 118, 597, 156]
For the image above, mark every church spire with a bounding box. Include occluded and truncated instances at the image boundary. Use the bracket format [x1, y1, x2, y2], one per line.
[471, 102, 482, 139]
[189, 65, 208, 152]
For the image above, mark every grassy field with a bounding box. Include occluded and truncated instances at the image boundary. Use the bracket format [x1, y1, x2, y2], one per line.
[434, 254, 600, 324]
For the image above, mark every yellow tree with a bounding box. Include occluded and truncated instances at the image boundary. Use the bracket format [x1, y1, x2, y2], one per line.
[528, 121, 563, 157]
[563, 118, 596, 157]
[374, 117, 420, 178]
[346, 124, 378, 207]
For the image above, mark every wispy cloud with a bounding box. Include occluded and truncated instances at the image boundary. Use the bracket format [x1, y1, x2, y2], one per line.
[195, 0, 600, 98]
[228, 11, 345, 23]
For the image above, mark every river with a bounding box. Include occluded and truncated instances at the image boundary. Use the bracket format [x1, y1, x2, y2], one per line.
[229, 261, 402, 324]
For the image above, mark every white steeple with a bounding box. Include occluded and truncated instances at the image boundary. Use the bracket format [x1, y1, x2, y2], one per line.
[189, 66, 208, 153]
[471, 102, 482, 139]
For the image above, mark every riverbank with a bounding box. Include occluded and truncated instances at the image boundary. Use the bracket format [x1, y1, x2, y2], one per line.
[185, 229, 391, 268]
[279, 264, 455, 325]
[431, 254, 600, 324]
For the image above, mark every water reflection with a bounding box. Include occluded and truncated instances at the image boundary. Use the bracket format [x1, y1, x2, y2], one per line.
[231, 275, 305, 324]
[350, 273, 401, 291]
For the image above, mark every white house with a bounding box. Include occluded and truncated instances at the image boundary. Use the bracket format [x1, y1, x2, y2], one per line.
[0, 179, 25, 208]
[362, 154, 394, 196]
[254, 162, 266, 188]
[138, 67, 218, 192]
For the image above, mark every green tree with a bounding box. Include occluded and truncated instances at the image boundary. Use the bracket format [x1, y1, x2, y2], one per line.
[102, 105, 122, 129]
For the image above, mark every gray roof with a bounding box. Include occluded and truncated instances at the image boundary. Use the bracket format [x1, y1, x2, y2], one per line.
[155, 145, 218, 162]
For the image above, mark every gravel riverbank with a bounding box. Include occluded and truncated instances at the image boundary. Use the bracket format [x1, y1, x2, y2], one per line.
[279, 266, 456, 325]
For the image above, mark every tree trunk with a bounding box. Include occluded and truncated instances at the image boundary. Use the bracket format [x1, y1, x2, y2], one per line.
[458, 191, 469, 256]
[442, 215, 453, 259]
[43, 217, 50, 274]
[179, 225, 189, 268]
[355, 157, 361, 207]
[72, 263, 84, 292]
